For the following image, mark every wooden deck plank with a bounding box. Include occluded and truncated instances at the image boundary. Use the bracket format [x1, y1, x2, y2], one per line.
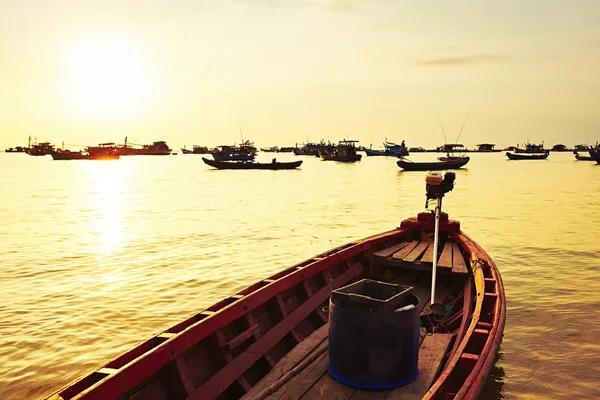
[403, 242, 431, 263]
[451, 243, 468, 274]
[419, 242, 435, 263]
[391, 241, 419, 260]
[189, 262, 363, 400]
[351, 334, 453, 400]
[259, 332, 452, 400]
[242, 324, 329, 399]
[372, 242, 410, 258]
[269, 353, 329, 400]
[300, 355, 356, 400]
[437, 242, 454, 269]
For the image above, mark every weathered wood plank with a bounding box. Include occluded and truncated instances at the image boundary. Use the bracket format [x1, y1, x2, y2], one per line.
[269, 352, 329, 400]
[437, 242, 454, 269]
[451, 243, 468, 274]
[403, 241, 431, 263]
[351, 334, 453, 400]
[372, 242, 410, 258]
[189, 262, 363, 400]
[243, 324, 329, 399]
[299, 354, 355, 400]
[392, 241, 419, 260]
[419, 242, 435, 263]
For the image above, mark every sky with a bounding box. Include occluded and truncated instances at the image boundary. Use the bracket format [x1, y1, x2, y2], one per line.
[1, 0, 599, 149]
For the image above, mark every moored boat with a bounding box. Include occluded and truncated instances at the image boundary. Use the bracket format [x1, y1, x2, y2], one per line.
[384, 139, 410, 157]
[320, 140, 362, 162]
[212, 143, 256, 161]
[50, 147, 120, 160]
[182, 145, 211, 155]
[514, 142, 545, 154]
[5, 146, 26, 153]
[506, 151, 549, 160]
[50, 149, 89, 160]
[397, 157, 470, 171]
[28, 141, 55, 156]
[438, 144, 469, 162]
[574, 151, 594, 161]
[119, 139, 172, 155]
[202, 157, 302, 170]
[364, 148, 388, 156]
[42, 174, 505, 400]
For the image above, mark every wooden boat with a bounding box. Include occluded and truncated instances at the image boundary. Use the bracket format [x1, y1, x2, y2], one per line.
[50, 148, 120, 160]
[383, 140, 410, 157]
[182, 145, 211, 155]
[117, 138, 172, 155]
[294, 141, 333, 157]
[506, 151, 548, 160]
[513, 142, 545, 154]
[364, 148, 388, 156]
[212, 144, 256, 161]
[5, 146, 26, 153]
[50, 150, 89, 160]
[574, 151, 594, 161]
[260, 147, 280, 153]
[320, 140, 362, 162]
[397, 157, 470, 171]
[202, 157, 302, 170]
[28, 141, 55, 156]
[43, 179, 505, 400]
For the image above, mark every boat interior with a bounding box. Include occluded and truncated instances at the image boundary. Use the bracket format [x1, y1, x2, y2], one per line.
[48, 216, 503, 400]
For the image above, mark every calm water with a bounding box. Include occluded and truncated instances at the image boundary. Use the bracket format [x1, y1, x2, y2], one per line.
[1, 151, 599, 399]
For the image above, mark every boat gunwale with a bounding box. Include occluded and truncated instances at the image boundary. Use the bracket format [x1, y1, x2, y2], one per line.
[45, 224, 505, 400]
[46, 229, 408, 400]
[423, 231, 506, 399]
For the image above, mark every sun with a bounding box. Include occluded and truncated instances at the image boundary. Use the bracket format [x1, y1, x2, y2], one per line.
[65, 34, 150, 118]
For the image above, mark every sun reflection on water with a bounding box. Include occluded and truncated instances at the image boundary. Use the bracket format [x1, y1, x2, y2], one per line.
[84, 160, 128, 257]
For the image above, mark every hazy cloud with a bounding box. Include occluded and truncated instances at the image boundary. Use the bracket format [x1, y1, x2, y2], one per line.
[412, 53, 507, 67]
[323, 0, 377, 12]
[368, 20, 401, 31]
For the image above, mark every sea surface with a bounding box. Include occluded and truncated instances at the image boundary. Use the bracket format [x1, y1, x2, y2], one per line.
[1, 151, 599, 400]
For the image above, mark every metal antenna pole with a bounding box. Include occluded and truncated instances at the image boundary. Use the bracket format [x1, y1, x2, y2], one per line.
[430, 195, 446, 316]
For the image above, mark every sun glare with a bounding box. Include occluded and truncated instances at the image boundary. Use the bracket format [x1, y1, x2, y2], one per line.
[65, 35, 149, 118]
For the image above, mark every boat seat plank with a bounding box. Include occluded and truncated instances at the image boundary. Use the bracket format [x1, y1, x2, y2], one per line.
[258, 332, 452, 400]
[391, 241, 419, 260]
[419, 242, 435, 263]
[403, 241, 431, 263]
[372, 242, 410, 258]
[451, 243, 468, 274]
[437, 242, 454, 269]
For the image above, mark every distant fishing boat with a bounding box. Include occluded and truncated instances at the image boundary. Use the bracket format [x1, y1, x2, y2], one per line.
[397, 157, 470, 171]
[506, 151, 549, 160]
[437, 144, 469, 161]
[28, 141, 54, 156]
[320, 140, 362, 162]
[4, 146, 26, 153]
[514, 142, 545, 154]
[383, 140, 409, 157]
[118, 138, 172, 155]
[50, 147, 120, 160]
[212, 144, 256, 161]
[43, 172, 505, 400]
[181, 145, 210, 154]
[574, 151, 594, 161]
[294, 141, 333, 157]
[202, 157, 302, 170]
[364, 148, 388, 156]
[260, 146, 280, 153]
